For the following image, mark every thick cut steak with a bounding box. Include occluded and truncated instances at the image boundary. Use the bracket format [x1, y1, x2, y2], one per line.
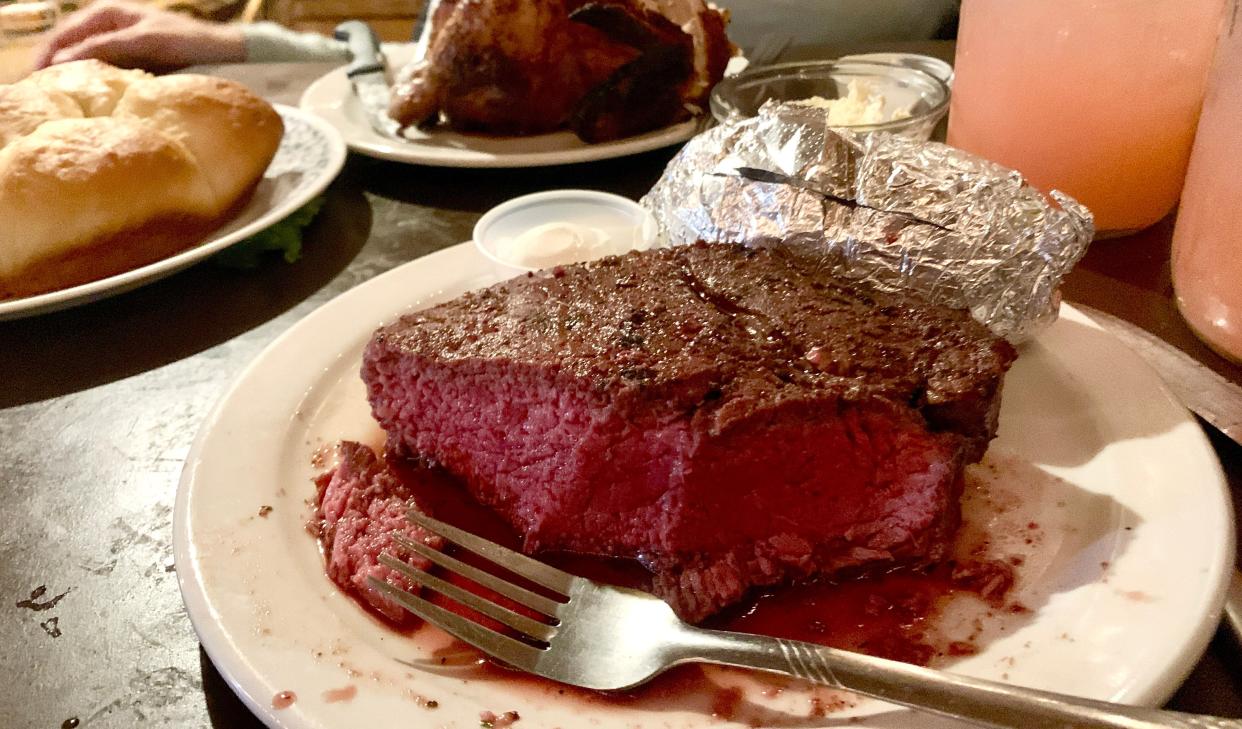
[362, 243, 1016, 621]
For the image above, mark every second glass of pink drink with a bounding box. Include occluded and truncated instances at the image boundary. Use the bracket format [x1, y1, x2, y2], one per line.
[1172, 1, 1242, 363]
[947, 0, 1226, 235]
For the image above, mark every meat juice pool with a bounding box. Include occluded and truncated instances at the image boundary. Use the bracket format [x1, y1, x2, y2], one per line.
[349, 451, 1051, 721]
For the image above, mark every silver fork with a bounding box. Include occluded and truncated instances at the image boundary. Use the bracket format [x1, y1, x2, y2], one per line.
[370, 510, 1240, 729]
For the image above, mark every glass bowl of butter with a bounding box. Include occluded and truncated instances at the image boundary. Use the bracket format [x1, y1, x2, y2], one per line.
[709, 59, 950, 139]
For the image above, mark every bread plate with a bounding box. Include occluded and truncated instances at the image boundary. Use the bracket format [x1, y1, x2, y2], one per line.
[173, 241, 1233, 729]
[0, 104, 347, 321]
[299, 44, 705, 169]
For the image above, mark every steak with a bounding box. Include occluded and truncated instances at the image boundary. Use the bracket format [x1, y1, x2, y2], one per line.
[362, 243, 1016, 621]
[313, 441, 443, 624]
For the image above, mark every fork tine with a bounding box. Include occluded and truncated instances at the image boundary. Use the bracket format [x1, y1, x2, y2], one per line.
[393, 534, 563, 618]
[406, 509, 577, 594]
[367, 576, 545, 669]
[378, 553, 557, 642]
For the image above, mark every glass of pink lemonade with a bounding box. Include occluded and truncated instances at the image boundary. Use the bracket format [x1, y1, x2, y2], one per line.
[1172, 2, 1242, 362]
[947, 0, 1226, 236]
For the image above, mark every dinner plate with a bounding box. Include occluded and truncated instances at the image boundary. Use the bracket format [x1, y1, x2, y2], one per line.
[297, 44, 704, 168]
[0, 105, 347, 321]
[174, 241, 1234, 729]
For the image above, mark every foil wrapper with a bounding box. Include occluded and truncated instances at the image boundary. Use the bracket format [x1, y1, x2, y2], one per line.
[641, 102, 1094, 341]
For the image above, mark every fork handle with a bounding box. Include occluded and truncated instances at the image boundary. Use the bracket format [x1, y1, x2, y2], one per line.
[681, 628, 1241, 729]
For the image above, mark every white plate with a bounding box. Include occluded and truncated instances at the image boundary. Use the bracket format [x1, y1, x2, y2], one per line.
[0, 105, 347, 321]
[174, 242, 1234, 729]
[298, 45, 703, 168]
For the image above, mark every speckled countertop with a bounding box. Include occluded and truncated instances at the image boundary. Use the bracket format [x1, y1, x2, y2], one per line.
[2, 51, 1240, 728]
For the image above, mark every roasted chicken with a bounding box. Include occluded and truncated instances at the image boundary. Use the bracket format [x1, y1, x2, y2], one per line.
[388, 0, 734, 142]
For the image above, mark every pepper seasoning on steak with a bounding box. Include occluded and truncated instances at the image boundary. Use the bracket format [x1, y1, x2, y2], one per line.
[361, 243, 1016, 621]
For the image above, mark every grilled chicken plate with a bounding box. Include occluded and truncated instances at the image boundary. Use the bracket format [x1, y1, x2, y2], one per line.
[388, 0, 734, 142]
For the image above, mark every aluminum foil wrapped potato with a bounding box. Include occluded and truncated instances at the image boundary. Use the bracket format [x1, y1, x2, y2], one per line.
[641, 101, 1094, 341]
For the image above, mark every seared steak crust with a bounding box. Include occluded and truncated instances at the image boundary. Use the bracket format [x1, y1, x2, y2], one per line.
[362, 243, 1016, 620]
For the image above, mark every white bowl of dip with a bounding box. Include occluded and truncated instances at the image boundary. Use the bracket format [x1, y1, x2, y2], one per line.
[473, 190, 658, 278]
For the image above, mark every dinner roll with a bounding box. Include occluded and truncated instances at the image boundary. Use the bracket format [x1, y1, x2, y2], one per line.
[0, 81, 81, 148]
[26, 59, 151, 116]
[113, 74, 283, 214]
[0, 61, 283, 299]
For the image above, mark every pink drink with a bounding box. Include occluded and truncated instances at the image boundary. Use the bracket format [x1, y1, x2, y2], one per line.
[1172, 2, 1242, 362]
[948, 0, 1226, 235]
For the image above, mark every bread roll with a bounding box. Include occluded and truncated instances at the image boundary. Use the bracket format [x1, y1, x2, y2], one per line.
[0, 82, 80, 148]
[113, 74, 283, 216]
[0, 60, 284, 299]
[26, 59, 151, 116]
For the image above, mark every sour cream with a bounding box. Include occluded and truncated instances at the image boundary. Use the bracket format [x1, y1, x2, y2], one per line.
[495, 222, 616, 270]
[474, 190, 658, 275]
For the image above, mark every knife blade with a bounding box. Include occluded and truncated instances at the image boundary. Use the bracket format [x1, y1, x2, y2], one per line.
[333, 20, 404, 140]
[1227, 570, 1242, 650]
[1077, 303, 1242, 646]
[1077, 303, 1242, 446]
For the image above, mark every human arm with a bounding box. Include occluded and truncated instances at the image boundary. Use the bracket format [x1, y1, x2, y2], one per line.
[35, 1, 349, 71]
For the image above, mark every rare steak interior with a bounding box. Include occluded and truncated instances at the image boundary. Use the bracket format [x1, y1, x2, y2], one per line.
[343, 243, 1016, 622]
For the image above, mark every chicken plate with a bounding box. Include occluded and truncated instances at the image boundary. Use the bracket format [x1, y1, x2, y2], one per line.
[388, 0, 734, 142]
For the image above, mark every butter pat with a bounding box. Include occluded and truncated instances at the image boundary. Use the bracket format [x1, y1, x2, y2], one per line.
[792, 79, 913, 126]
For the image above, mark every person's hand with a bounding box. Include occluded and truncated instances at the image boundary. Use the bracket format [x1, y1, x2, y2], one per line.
[34, 1, 246, 71]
